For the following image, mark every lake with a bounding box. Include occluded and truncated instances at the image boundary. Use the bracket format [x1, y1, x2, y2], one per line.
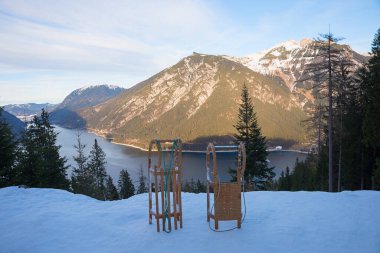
[55, 126, 307, 185]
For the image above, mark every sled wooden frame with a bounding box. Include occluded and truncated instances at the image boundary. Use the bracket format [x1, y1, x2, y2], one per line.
[206, 142, 246, 230]
[148, 139, 183, 232]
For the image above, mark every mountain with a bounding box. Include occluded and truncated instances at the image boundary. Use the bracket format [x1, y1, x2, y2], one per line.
[3, 103, 57, 119]
[0, 109, 26, 136]
[55, 84, 125, 111]
[51, 84, 125, 128]
[54, 40, 367, 149]
[224, 39, 368, 109]
[79, 53, 307, 149]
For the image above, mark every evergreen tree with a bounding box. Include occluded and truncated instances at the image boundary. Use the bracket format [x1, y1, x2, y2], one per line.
[374, 160, 380, 190]
[290, 155, 317, 191]
[234, 84, 274, 190]
[87, 139, 107, 200]
[278, 166, 292, 191]
[0, 107, 18, 187]
[195, 179, 206, 193]
[363, 28, 380, 149]
[303, 33, 345, 192]
[105, 175, 119, 200]
[136, 166, 147, 194]
[71, 133, 94, 196]
[17, 109, 69, 189]
[183, 180, 192, 192]
[118, 169, 135, 199]
[361, 28, 380, 189]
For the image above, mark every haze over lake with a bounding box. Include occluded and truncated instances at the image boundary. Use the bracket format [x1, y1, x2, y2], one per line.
[55, 126, 307, 184]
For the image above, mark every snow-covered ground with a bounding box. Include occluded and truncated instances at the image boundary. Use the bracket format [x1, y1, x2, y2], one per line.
[0, 187, 379, 253]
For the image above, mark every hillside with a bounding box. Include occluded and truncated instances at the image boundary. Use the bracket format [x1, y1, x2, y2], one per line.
[1, 187, 379, 253]
[55, 84, 125, 111]
[225, 39, 368, 109]
[3, 103, 57, 118]
[0, 109, 25, 136]
[51, 84, 125, 128]
[80, 53, 306, 148]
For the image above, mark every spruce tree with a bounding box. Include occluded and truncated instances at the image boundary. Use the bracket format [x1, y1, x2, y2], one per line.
[361, 28, 380, 189]
[105, 175, 119, 200]
[278, 166, 292, 191]
[195, 179, 206, 193]
[87, 139, 107, 200]
[303, 33, 346, 191]
[0, 107, 18, 187]
[71, 133, 94, 196]
[363, 28, 380, 149]
[234, 84, 274, 190]
[136, 166, 147, 194]
[118, 169, 135, 199]
[17, 109, 69, 189]
[183, 180, 191, 192]
[374, 160, 380, 190]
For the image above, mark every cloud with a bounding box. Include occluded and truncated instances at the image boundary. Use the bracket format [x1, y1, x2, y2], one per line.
[0, 0, 377, 104]
[0, 0, 222, 73]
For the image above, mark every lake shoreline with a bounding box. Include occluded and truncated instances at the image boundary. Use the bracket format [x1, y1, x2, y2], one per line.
[56, 126, 308, 181]
[67, 126, 311, 154]
[113, 140, 310, 154]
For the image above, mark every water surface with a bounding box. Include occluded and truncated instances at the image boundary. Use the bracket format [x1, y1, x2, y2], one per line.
[56, 126, 307, 184]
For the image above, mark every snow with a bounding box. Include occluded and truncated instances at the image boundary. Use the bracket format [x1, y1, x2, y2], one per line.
[75, 84, 121, 95]
[0, 187, 379, 253]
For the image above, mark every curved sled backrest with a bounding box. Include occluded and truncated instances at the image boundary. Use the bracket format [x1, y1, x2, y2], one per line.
[236, 142, 246, 185]
[206, 143, 217, 183]
[148, 140, 162, 170]
[205, 142, 246, 184]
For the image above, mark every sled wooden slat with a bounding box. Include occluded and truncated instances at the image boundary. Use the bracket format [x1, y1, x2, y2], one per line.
[148, 139, 183, 232]
[206, 142, 246, 230]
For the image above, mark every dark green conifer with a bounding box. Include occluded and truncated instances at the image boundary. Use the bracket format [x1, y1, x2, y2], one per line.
[87, 139, 107, 200]
[17, 109, 69, 189]
[105, 175, 119, 200]
[234, 84, 274, 190]
[136, 166, 147, 194]
[71, 133, 94, 196]
[0, 107, 18, 187]
[118, 169, 135, 199]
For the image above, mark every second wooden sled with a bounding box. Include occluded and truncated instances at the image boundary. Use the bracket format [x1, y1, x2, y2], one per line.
[206, 142, 246, 230]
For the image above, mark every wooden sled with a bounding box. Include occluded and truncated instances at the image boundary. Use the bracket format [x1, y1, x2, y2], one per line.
[206, 142, 246, 230]
[148, 139, 183, 232]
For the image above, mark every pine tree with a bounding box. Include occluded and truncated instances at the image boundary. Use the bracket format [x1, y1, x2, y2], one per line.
[195, 179, 206, 193]
[87, 139, 107, 200]
[136, 166, 147, 194]
[0, 107, 18, 187]
[278, 166, 292, 191]
[118, 169, 135, 199]
[71, 133, 94, 196]
[303, 33, 348, 191]
[234, 84, 274, 190]
[17, 109, 69, 189]
[105, 175, 119, 200]
[183, 180, 192, 192]
[361, 28, 380, 189]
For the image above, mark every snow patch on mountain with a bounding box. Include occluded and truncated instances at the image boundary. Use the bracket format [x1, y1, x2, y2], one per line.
[75, 84, 122, 96]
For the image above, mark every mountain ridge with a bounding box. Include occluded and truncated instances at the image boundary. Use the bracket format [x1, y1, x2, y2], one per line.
[79, 53, 307, 149]
[50, 84, 125, 128]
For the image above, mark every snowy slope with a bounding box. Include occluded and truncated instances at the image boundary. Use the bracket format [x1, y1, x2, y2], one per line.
[0, 187, 379, 253]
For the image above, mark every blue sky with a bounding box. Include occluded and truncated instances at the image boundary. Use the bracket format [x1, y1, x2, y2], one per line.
[0, 0, 379, 105]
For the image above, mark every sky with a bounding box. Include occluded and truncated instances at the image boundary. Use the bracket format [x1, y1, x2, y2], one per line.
[0, 0, 379, 105]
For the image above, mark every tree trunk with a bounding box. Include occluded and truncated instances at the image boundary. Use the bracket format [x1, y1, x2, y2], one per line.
[338, 110, 342, 192]
[328, 34, 334, 192]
